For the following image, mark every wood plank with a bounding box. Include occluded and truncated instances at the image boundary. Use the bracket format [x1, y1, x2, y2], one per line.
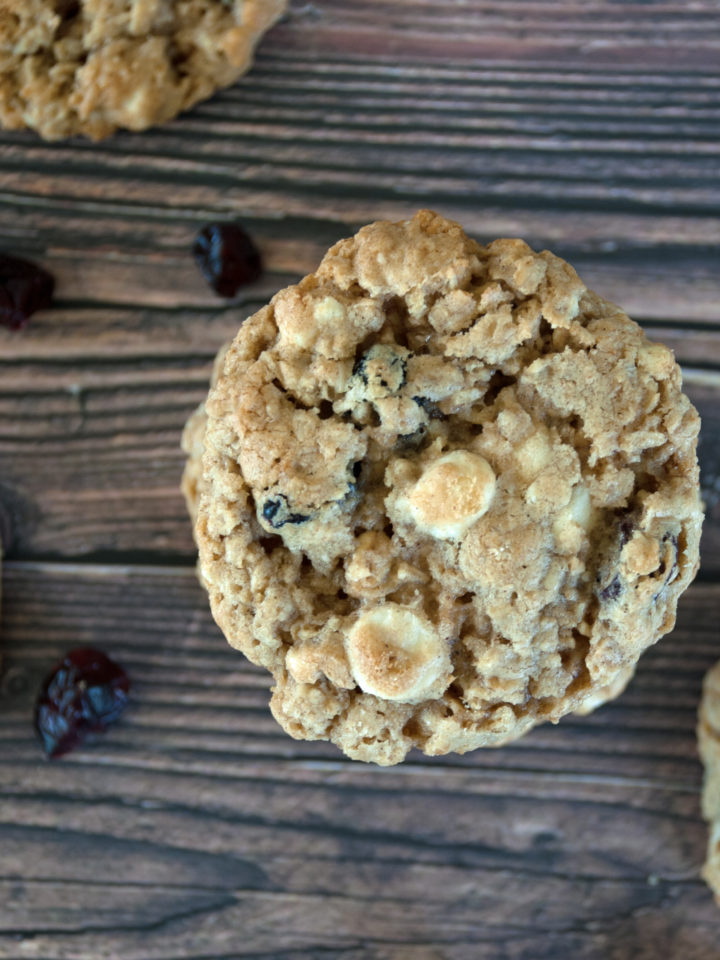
[0, 38, 718, 324]
[0, 14, 718, 563]
[0, 26, 718, 313]
[0, 565, 719, 959]
[1, 216, 718, 322]
[0, 565, 717, 777]
[273, 0, 720, 68]
[0, 10, 717, 324]
[0, 341, 718, 564]
[0, 2, 718, 957]
[0, 881, 715, 959]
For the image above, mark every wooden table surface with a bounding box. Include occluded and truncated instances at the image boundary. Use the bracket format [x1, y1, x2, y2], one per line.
[2, 2, 720, 958]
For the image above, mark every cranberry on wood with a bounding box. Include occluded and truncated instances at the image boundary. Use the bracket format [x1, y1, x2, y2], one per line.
[0, 252, 54, 330]
[193, 223, 262, 297]
[35, 648, 130, 758]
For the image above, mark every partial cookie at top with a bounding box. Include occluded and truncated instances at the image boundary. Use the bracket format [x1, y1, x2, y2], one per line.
[0, 0, 287, 140]
[699, 661, 720, 902]
[188, 209, 703, 766]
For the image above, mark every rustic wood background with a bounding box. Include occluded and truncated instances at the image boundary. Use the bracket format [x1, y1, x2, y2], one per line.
[1, 2, 720, 957]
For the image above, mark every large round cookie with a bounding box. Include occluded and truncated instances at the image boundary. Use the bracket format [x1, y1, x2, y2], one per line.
[699, 661, 720, 902]
[188, 210, 703, 765]
[0, 0, 287, 140]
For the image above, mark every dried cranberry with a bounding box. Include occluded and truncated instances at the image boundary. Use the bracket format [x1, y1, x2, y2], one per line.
[261, 494, 310, 529]
[193, 223, 262, 297]
[599, 575, 622, 602]
[412, 395, 444, 420]
[35, 648, 130, 758]
[0, 253, 54, 330]
[619, 515, 635, 547]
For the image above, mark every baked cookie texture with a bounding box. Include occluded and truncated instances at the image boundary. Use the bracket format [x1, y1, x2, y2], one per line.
[185, 210, 703, 765]
[182, 340, 228, 525]
[699, 661, 720, 901]
[0, 0, 287, 140]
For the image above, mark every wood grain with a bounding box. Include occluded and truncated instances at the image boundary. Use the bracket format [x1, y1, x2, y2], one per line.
[1, 564, 719, 960]
[0, 1, 719, 957]
[1, 335, 719, 566]
[271, 1, 720, 68]
[0, 2, 717, 569]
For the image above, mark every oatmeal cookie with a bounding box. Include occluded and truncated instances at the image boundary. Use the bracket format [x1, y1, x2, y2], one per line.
[0, 0, 287, 140]
[186, 210, 703, 765]
[699, 661, 720, 901]
[182, 340, 229, 526]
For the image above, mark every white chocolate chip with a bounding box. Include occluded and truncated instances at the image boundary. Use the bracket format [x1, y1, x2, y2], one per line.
[553, 484, 595, 553]
[313, 296, 345, 325]
[567, 484, 593, 530]
[286, 645, 321, 685]
[345, 604, 451, 703]
[404, 450, 496, 540]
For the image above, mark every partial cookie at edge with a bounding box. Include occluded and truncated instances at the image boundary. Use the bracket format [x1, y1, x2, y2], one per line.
[0, 0, 287, 139]
[699, 660, 720, 902]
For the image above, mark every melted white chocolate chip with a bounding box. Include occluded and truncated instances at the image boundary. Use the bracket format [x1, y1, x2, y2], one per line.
[405, 450, 496, 540]
[345, 604, 452, 703]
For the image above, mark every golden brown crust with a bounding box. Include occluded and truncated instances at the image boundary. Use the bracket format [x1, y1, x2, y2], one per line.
[181, 341, 230, 526]
[699, 661, 720, 901]
[186, 210, 703, 765]
[0, 0, 287, 139]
